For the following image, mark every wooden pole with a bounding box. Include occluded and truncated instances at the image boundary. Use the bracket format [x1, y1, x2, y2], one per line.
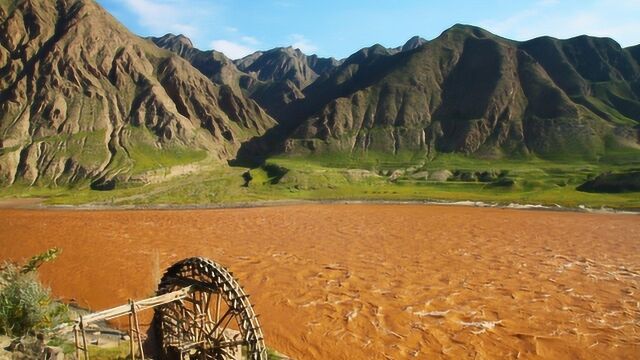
[128, 302, 135, 360]
[131, 300, 145, 360]
[215, 293, 221, 338]
[73, 325, 80, 360]
[80, 316, 89, 360]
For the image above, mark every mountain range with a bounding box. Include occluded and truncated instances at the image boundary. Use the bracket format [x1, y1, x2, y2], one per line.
[1, 0, 639, 187]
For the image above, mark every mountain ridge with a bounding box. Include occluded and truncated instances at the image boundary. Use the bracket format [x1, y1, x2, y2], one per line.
[151, 34, 343, 121]
[1, 3, 639, 187]
[275, 24, 640, 161]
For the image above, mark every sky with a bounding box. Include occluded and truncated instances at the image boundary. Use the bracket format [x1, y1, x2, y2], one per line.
[96, 0, 640, 60]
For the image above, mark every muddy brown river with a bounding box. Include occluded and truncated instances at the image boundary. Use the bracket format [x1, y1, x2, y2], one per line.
[1, 204, 639, 359]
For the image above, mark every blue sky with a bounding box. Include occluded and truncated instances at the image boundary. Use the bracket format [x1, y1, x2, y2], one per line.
[97, 0, 640, 59]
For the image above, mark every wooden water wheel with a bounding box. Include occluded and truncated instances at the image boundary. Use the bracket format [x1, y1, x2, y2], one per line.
[153, 257, 266, 360]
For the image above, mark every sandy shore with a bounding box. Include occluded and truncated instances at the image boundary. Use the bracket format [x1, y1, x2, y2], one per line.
[0, 196, 638, 215]
[0, 197, 46, 209]
[1, 204, 639, 359]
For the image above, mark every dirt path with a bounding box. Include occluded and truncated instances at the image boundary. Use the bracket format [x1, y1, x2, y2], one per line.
[1, 204, 638, 359]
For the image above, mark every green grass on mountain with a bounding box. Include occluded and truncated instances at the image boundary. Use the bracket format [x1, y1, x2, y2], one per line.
[275, 150, 430, 170]
[30, 131, 111, 170]
[577, 95, 639, 126]
[125, 126, 208, 174]
[0, 0, 15, 13]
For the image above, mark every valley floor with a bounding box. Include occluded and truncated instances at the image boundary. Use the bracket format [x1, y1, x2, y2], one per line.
[1, 154, 639, 211]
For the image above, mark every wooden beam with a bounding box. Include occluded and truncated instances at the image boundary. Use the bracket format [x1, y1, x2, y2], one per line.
[80, 287, 192, 326]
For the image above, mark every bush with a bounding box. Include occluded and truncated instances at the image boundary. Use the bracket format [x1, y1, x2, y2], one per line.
[0, 248, 69, 337]
[577, 171, 640, 193]
[489, 177, 516, 187]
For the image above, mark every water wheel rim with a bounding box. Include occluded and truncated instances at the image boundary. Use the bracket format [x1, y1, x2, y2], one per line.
[154, 257, 266, 360]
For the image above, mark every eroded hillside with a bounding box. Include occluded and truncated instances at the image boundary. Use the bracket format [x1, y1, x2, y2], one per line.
[0, 0, 275, 186]
[284, 25, 640, 160]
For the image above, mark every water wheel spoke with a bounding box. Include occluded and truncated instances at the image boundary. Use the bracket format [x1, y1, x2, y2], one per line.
[199, 291, 214, 339]
[179, 303, 199, 342]
[215, 311, 237, 342]
[190, 290, 202, 342]
[215, 292, 221, 326]
[207, 306, 235, 338]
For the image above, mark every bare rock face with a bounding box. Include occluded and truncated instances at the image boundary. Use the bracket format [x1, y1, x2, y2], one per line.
[283, 25, 640, 160]
[235, 46, 338, 90]
[234, 47, 341, 119]
[148, 34, 248, 93]
[429, 170, 453, 182]
[0, 0, 275, 186]
[389, 35, 428, 54]
[152, 35, 342, 123]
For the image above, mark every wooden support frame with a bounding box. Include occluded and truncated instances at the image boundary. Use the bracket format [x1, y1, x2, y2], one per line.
[73, 286, 192, 360]
[71, 257, 267, 360]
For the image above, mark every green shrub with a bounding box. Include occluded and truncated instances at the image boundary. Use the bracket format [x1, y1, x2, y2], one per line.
[577, 171, 640, 193]
[489, 177, 516, 187]
[0, 248, 69, 337]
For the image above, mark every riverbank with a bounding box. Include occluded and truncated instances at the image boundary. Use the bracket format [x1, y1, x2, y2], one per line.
[1, 197, 638, 215]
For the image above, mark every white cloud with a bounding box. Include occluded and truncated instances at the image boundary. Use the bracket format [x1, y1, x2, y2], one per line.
[240, 36, 260, 45]
[171, 24, 198, 37]
[479, 0, 640, 47]
[120, 0, 197, 38]
[118, 0, 263, 54]
[289, 34, 318, 53]
[210, 40, 256, 59]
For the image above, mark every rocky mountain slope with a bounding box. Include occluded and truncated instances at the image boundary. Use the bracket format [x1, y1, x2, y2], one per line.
[390, 36, 428, 54]
[235, 46, 340, 90]
[281, 25, 640, 160]
[148, 34, 248, 94]
[236, 47, 341, 121]
[1, 0, 638, 188]
[152, 35, 343, 122]
[0, 0, 275, 186]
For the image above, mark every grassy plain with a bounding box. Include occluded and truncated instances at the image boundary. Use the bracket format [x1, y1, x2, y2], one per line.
[1, 149, 638, 210]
